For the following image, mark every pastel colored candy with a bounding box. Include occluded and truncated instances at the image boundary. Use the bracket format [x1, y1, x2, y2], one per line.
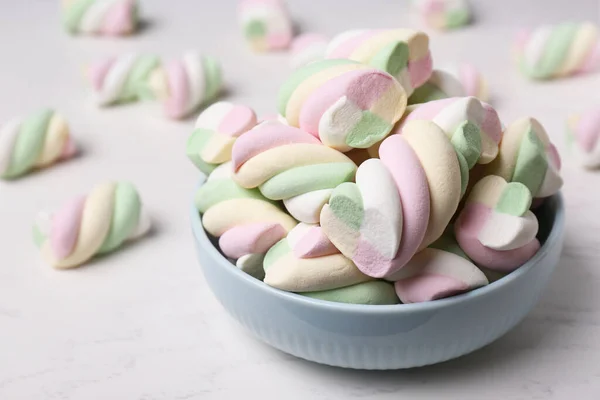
[278, 59, 407, 151]
[33, 181, 151, 269]
[441, 63, 489, 102]
[62, 0, 138, 36]
[485, 117, 563, 198]
[566, 108, 600, 169]
[263, 224, 371, 292]
[412, 0, 471, 30]
[303, 281, 399, 305]
[325, 29, 432, 96]
[321, 120, 461, 278]
[290, 33, 329, 69]
[408, 70, 465, 105]
[142, 51, 223, 119]
[196, 162, 297, 279]
[238, 0, 293, 52]
[393, 248, 488, 303]
[0, 110, 77, 180]
[186, 102, 258, 175]
[87, 53, 160, 106]
[402, 97, 502, 166]
[455, 175, 541, 272]
[514, 22, 600, 80]
[410, 65, 489, 104]
[231, 122, 357, 224]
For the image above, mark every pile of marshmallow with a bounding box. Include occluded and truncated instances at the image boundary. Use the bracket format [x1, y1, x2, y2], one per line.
[188, 29, 564, 305]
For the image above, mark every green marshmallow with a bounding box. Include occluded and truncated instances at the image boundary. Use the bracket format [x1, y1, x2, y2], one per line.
[263, 238, 291, 271]
[512, 127, 548, 196]
[98, 182, 142, 255]
[258, 162, 356, 200]
[451, 120, 482, 169]
[303, 281, 399, 305]
[186, 128, 217, 175]
[370, 41, 409, 77]
[495, 182, 533, 217]
[345, 111, 392, 148]
[328, 182, 364, 231]
[3, 109, 53, 179]
[408, 82, 449, 105]
[195, 179, 268, 214]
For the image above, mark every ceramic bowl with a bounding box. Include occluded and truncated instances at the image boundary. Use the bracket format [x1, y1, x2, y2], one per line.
[191, 179, 565, 370]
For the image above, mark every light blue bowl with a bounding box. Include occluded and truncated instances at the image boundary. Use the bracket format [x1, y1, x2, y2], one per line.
[191, 182, 565, 370]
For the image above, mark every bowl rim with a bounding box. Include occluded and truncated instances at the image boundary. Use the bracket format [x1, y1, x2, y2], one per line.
[191, 179, 565, 315]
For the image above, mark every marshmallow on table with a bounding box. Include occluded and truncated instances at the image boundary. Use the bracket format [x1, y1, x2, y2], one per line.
[515, 22, 600, 80]
[325, 29, 432, 96]
[62, 0, 138, 36]
[290, 33, 329, 69]
[186, 102, 258, 175]
[0, 110, 76, 180]
[196, 162, 297, 279]
[455, 175, 541, 273]
[140, 51, 223, 120]
[238, 0, 293, 52]
[320, 120, 462, 278]
[34, 181, 151, 269]
[485, 117, 563, 199]
[278, 59, 407, 152]
[263, 222, 374, 295]
[412, 0, 471, 30]
[231, 122, 357, 224]
[567, 108, 600, 169]
[87, 53, 160, 106]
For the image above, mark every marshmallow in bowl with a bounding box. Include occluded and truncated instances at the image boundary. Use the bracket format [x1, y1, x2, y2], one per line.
[195, 162, 297, 279]
[441, 64, 489, 102]
[325, 29, 432, 96]
[231, 122, 357, 224]
[62, 0, 138, 36]
[412, 0, 471, 30]
[320, 121, 462, 278]
[455, 175, 540, 273]
[140, 51, 222, 119]
[263, 223, 370, 292]
[303, 281, 399, 305]
[238, 0, 293, 52]
[278, 59, 407, 151]
[0, 110, 77, 180]
[567, 108, 600, 169]
[514, 22, 600, 80]
[290, 33, 329, 69]
[87, 53, 160, 106]
[186, 102, 258, 175]
[409, 65, 489, 104]
[484, 117, 563, 199]
[34, 181, 151, 269]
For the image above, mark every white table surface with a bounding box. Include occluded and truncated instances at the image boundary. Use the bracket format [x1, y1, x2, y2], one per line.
[1, 0, 600, 399]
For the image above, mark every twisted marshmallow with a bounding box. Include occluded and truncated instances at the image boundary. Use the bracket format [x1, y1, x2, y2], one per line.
[87, 53, 160, 106]
[238, 0, 293, 52]
[186, 102, 257, 175]
[409, 65, 488, 104]
[0, 110, 76, 180]
[455, 175, 540, 272]
[567, 108, 600, 169]
[325, 29, 433, 96]
[143, 51, 222, 119]
[62, 0, 138, 36]
[34, 181, 150, 269]
[231, 122, 357, 224]
[263, 223, 372, 294]
[290, 33, 329, 69]
[412, 0, 471, 30]
[392, 229, 488, 303]
[515, 22, 600, 80]
[278, 59, 407, 151]
[485, 117, 562, 199]
[196, 162, 297, 279]
[320, 120, 462, 278]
